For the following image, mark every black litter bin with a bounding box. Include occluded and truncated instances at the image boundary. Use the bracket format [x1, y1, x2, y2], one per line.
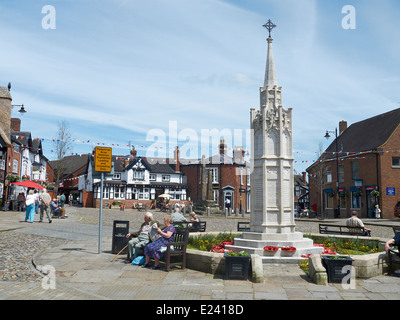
[224, 253, 250, 280]
[112, 220, 129, 254]
[322, 255, 353, 283]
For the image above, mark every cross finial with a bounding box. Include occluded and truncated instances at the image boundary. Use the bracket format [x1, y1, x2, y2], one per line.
[263, 19, 277, 38]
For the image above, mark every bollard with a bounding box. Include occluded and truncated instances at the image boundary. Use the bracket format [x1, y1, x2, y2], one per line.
[235, 208, 239, 217]
[225, 208, 228, 217]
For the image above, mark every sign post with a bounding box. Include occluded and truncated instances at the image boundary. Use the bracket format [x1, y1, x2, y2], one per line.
[94, 147, 112, 254]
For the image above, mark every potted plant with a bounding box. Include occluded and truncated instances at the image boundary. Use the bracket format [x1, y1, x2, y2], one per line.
[263, 246, 279, 256]
[322, 255, 354, 284]
[280, 246, 297, 256]
[224, 251, 251, 280]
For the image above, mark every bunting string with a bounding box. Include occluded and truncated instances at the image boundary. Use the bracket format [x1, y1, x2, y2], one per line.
[9, 134, 399, 163]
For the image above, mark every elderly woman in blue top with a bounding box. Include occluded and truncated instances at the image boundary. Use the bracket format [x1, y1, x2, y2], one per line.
[142, 215, 176, 270]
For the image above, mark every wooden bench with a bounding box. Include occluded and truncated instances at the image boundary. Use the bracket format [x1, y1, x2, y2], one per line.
[163, 228, 189, 271]
[173, 221, 206, 232]
[319, 224, 366, 236]
[237, 221, 250, 232]
[392, 226, 400, 236]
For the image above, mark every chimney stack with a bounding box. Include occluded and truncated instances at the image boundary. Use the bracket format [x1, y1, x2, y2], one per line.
[11, 118, 21, 132]
[219, 139, 227, 156]
[130, 146, 137, 158]
[302, 172, 307, 184]
[339, 120, 347, 135]
[233, 146, 245, 164]
[174, 146, 180, 172]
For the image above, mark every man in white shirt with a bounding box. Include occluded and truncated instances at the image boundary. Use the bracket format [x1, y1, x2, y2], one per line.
[125, 212, 162, 263]
[346, 211, 371, 236]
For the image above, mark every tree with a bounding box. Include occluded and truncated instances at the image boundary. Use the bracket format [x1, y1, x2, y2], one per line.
[52, 120, 72, 194]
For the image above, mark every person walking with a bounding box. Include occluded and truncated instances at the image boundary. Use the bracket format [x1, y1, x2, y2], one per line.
[60, 193, 66, 207]
[24, 190, 36, 223]
[39, 188, 52, 223]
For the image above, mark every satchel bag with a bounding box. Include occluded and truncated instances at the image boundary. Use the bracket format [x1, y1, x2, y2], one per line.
[25, 197, 34, 206]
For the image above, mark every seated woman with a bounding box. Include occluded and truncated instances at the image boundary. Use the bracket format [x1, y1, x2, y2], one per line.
[143, 215, 176, 270]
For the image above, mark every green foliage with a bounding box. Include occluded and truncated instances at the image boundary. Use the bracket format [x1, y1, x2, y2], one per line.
[226, 251, 249, 257]
[188, 232, 238, 251]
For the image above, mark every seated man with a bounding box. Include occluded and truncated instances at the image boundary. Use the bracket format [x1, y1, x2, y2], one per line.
[189, 211, 201, 231]
[50, 199, 66, 218]
[385, 232, 400, 252]
[124, 212, 162, 263]
[171, 207, 187, 224]
[346, 211, 371, 236]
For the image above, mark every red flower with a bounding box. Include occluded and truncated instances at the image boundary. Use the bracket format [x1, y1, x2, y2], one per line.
[220, 241, 234, 248]
[281, 246, 296, 252]
[263, 246, 279, 252]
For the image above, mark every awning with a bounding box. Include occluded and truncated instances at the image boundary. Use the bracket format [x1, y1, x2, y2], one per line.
[12, 180, 45, 189]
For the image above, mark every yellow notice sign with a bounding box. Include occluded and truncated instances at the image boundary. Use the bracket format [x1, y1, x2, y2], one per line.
[94, 147, 112, 172]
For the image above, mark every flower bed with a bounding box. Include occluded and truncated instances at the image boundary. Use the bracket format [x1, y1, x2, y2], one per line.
[188, 232, 237, 252]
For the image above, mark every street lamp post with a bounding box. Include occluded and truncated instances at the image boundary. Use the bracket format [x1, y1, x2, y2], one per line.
[324, 128, 340, 218]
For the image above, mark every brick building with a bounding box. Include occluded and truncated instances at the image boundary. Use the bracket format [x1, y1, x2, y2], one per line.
[307, 108, 400, 219]
[180, 140, 250, 213]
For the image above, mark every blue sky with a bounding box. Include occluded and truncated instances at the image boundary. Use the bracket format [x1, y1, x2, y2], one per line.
[1, 0, 399, 175]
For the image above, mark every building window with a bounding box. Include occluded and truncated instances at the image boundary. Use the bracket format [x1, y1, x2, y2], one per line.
[213, 190, 219, 204]
[338, 164, 344, 183]
[13, 144, 19, 153]
[138, 188, 149, 200]
[206, 167, 218, 184]
[392, 157, 400, 168]
[150, 174, 156, 181]
[113, 173, 121, 180]
[12, 159, 18, 173]
[162, 175, 170, 182]
[134, 171, 144, 180]
[325, 193, 334, 209]
[351, 192, 361, 209]
[102, 186, 110, 199]
[351, 162, 359, 180]
[325, 167, 332, 184]
[114, 187, 125, 199]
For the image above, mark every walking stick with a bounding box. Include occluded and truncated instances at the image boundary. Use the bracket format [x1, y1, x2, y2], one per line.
[111, 243, 129, 261]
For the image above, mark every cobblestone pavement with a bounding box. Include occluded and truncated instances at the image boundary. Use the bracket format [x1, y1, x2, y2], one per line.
[1, 207, 400, 301]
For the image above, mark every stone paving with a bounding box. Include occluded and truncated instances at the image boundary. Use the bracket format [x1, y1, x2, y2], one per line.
[1, 207, 400, 301]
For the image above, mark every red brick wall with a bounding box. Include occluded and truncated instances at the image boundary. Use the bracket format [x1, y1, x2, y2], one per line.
[181, 163, 249, 212]
[378, 125, 400, 218]
[309, 125, 400, 219]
